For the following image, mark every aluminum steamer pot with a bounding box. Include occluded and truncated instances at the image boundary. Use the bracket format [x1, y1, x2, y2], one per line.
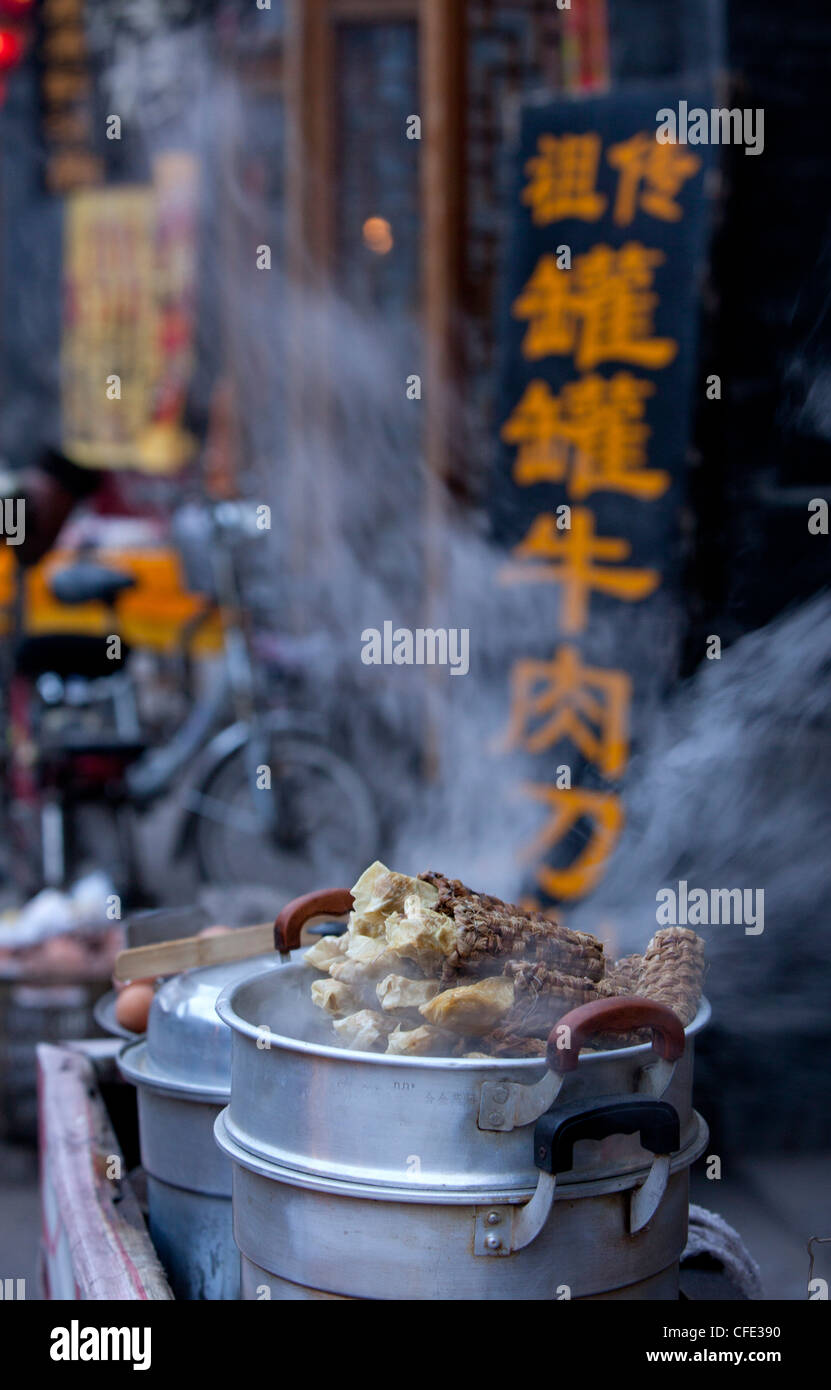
[215, 891, 710, 1193]
[213, 891, 710, 1300]
[118, 954, 278, 1300]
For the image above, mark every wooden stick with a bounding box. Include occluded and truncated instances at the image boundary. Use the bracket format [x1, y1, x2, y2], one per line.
[113, 923, 274, 982]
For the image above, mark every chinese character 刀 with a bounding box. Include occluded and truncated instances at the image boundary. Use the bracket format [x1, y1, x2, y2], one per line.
[522, 133, 607, 225]
[519, 783, 624, 900]
[607, 131, 700, 226]
[498, 506, 660, 633]
[512, 242, 677, 371]
[498, 646, 631, 778]
[501, 372, 668, 500]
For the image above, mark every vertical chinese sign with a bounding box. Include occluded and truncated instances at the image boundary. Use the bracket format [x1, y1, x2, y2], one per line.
[492, 86, 714, 912]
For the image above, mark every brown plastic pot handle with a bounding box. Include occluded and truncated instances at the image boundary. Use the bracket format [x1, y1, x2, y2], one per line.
[273, 889, 354, 956]
[546, 996, 685, 1073]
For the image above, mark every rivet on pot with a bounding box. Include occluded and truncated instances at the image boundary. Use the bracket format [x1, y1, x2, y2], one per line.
[486, 1211, 501, 1226]
[485, 1233, 502, 1251]
[492, 1087, 508, 1104]
[488, 1112, 504, 1126]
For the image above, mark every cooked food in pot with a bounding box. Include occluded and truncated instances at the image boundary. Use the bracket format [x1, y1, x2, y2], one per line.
[306, 862, 706, 1057]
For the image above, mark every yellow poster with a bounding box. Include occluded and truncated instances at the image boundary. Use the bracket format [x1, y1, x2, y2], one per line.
[61, 153, 199, 474]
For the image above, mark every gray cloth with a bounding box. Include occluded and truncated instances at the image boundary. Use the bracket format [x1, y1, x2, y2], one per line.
[682, 1204, 763, 1299]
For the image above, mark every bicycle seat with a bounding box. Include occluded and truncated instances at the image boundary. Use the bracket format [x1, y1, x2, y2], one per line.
[49, 562, 136, 608]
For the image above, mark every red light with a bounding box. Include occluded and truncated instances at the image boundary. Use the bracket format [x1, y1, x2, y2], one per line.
[0, 29, 23, 71]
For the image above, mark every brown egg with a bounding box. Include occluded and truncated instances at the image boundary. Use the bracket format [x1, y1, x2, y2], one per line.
[115, 981, 155, 1033]
[112, 972, 155, 995]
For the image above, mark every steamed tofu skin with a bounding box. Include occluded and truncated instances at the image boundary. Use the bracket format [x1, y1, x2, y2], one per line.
[310, 978, 359, 1017]
[376, 974, 440, 1013]
[349, 861, 439, 936]
[304, 935, 347, 971]
[384, 897, 457, 973]
[332, 1009, 392, 1051]
[386, 1024, 453, 1056]
[341, 934, 393, 968]
[334, 890, 435, 995]
[325, 934, 404, 999]
[419, 975, 515, 1034]
[330, 944, 411, 986]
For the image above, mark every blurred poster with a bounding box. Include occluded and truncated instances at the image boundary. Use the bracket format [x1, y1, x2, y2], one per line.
[492, 84, 715, 908]
[61, 152, 199, 474]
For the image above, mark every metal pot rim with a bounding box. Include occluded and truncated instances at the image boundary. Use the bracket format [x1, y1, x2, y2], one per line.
[213, 1106, 709, 1204]
[117, 1038, 229, 1104]
[215, 967, 711, 1069]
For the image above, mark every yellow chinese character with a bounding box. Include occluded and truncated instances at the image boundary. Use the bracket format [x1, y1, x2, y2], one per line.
[513, 242, 677, 370]
[498, 506, 660, 633]
[498, 646, 630, 778]
[501, 372, 668, 500]
[522, 133, 607, 224]
[607, 131, 700, 226]
[519, 783, 624, 899]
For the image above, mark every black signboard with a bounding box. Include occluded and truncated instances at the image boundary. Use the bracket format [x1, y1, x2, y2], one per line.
[490, 83, 716, 906]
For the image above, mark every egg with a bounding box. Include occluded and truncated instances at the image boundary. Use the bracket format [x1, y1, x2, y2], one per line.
[115, 981, 155, 1033]
[112, 972, 154, 995]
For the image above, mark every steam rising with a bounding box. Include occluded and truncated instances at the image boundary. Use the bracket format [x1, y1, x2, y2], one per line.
[94, 20, 831, 1045]
[569, 593, 831, 1030]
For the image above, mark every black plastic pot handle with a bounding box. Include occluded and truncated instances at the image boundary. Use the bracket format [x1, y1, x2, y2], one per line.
[534, 1097, 681, 1176]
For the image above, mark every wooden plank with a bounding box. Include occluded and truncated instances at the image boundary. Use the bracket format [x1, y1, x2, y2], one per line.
[419, 0, 466, 772]
[285, 0, 335, 287]
[284, 0, 336, 585]
[420, 0, 466, 483]
[38, 1044, 173, 1300]
[114, 922, 273, 982]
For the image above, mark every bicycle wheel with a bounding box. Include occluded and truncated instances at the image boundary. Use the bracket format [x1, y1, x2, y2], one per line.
[192, 734, 380, 897]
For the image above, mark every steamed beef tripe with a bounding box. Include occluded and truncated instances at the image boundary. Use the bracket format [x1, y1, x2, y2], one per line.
[349, 861, 439, 937]
[419, 975, 515, 1034]
[638, 927, 705, 1026]
[441, 896, 604, 984]
[376, 974, 439, 1013]
[384, 895, 457, 973]
[499, 961, 600, 1037]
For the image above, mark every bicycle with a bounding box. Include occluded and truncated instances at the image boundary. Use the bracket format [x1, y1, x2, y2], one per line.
[1, 498, 380, 905]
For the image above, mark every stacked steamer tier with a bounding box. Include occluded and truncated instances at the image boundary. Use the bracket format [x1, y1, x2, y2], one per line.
[119, 955, 279, 1300]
